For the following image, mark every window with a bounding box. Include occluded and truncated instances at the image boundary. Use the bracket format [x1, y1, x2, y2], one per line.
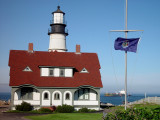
[78, 89, 89, 100]
[49, 69, 54, 76]
[21, 87, 33, 100]
[40, 67, 73, 77]
[60, 69, 65, 77]
[65, 93, 70, 100]
[78, 89, 83, 100]
[44, 92, 49, 100]
[80, 68, 88, 73]
[84, 89, 89, 100]
[23, 66, 32, 72]
[54, 93, 60, 100]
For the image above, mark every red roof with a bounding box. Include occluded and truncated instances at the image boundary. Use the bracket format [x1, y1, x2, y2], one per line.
[9, 50, 103, 88]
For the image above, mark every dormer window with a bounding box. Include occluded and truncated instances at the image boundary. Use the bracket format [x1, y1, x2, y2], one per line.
[60, 69, 65, 77]
[23, 66, 32, 72]
[40, 66, 73, 77]
[80, 68, 88, 73]
[49, 69, 54, 76]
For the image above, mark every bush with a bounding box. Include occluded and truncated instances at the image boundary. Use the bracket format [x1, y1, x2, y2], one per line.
[78, 107, 89, 113]
[105, 107, 160, 120]
[55, 104, 74, 113]
[89, 109, 97, 112]
[15, 102, 33, 111]
[16, 105, 23, 111]
[38, 108, 53, 113]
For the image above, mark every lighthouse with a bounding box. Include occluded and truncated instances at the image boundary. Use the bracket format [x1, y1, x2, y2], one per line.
[48, 6, 68, 52]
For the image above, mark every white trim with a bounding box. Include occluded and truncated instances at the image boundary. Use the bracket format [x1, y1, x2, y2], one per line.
[80, 68, 89, 73]
[41, 68, 49, 76]
[52, 91, 62, 106]
[42, 90, 50, 106]
[74, 101, 98, 105]
[63, 91, 72, 105]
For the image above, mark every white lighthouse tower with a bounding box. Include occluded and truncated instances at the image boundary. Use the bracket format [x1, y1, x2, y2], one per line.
[48, 6, 68, 52]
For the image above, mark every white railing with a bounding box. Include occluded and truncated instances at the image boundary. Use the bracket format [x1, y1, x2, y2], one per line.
[74, 101, 98, 105]
[14, 100, 40, 105]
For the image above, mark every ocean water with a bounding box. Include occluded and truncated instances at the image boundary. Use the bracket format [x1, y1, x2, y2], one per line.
[0, 92, 160, 106]
[0, 93, 11, 101]
[100, 94, 160, 105]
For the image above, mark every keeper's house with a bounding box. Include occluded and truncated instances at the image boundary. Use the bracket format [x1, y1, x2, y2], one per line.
[8, 6, 103, 110]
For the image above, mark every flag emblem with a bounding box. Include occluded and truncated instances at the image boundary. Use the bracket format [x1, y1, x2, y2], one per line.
[122, 41, 129, 48]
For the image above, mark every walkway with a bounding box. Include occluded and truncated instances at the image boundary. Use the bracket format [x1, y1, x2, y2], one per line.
[0, 106, 47, 120]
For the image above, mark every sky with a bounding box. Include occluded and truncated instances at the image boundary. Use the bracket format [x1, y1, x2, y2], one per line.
[0, 0, 160, 94]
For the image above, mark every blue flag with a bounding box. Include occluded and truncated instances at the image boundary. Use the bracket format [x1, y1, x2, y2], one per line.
[114, 37, 140, 53]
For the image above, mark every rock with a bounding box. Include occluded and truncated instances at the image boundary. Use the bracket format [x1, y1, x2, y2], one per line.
[0, 100, 10, 106]
[0, 100, 5, 106]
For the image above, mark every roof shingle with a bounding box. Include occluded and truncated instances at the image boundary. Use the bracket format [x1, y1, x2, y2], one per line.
[9, 50, 103, 88]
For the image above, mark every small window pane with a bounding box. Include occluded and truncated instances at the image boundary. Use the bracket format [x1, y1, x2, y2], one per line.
[28, 91, 32, 99]
[60, 69, 65, 77]
[84, 89, 89, 100]
[49, 69, 54, 76]
[65, 93, 70, 100]
[44, 93, 48, 99]
[79, 89, 83, 99]
[85, 94, 89, 99]
[54, 93, 60, 100]
[57, 94, 60, 99]
[26, 67, 29, 70]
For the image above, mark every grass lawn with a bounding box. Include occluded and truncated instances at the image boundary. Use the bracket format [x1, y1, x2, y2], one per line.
[25, 113, 103, 120]
[109, 103, 160, 111]
[132, 103, 160, 109]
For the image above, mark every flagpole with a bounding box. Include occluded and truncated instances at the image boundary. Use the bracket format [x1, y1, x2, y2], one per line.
[124, 0, 128, 110]
[109, 0, 143, 110]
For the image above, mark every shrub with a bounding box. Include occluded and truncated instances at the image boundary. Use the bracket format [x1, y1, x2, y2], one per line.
[55, 104, 74, 113]
[105, 107, 160, 120]
[89, 109, 97, 112]
[38, 108, 53, 113]
[15, 105, 23, 111]
[15, 101, 33, 111]
[153, 107, 160, 113]
[78, 107, 89, 113]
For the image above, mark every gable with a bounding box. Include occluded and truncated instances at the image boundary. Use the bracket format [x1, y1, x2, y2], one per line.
[80, 68, 89, 73]
[23, 66, 32, 72]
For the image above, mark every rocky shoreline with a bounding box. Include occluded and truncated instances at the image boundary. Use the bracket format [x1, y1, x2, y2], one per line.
[0, 99, 10, 112]
[0, 99, 10, 106]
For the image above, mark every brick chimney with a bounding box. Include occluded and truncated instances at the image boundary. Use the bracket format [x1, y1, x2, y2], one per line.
[76, 44, 80, 54]
[28, 43, 33, 52]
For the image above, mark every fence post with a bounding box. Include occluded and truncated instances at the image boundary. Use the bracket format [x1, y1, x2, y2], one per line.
[155, 96, 157, 103]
